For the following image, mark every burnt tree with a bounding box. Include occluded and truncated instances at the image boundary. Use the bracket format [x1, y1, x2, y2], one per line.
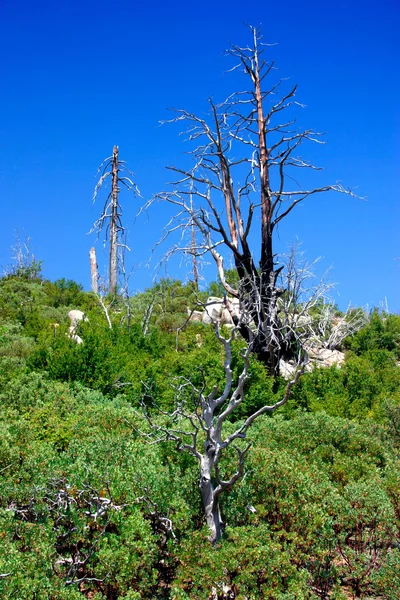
[146, 27, 356, 376]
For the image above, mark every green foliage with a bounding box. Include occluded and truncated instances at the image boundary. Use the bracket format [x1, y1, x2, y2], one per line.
[130, 278, 206, 333]
[28, 326, 116, 393]
[333, 481, 397, 596]
[0, 375, 399, 598]
[0, 322, 35, 390]
[288, 349, 400, 422]
[0, 508, 82, 600]
[222, 413, 400, 598]
[0, 274, 94, 341]
[372, 549, 400, 599]
[173, 525, 314, 599]
[0, 371, 196, 597]
[42, 278, 86, 308]
[0, 273, 399, 598]
[0, 322, 35, 359]
[0, 278, 47, 334]
[344, 309, 400, 358]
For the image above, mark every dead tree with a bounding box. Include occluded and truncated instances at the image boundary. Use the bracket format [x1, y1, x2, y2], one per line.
[140, 325, 304, 544]
[144, 27, 358, 376]
[190, 190, 199, 291]
[90, 146, 139, 295]
[275, 243, 366, 358]
[138, 250, 365, 544]
[89, 247, 99, 294]
[3, 230, 42, 280]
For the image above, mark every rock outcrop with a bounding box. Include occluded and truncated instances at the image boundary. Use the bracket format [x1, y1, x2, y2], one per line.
[187, 297, 347, 377]
[202, 297, 240, 326]
[306, 346, 346, 368]
[280, 346, 346, 379]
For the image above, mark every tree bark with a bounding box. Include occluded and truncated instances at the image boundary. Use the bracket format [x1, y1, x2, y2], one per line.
[109, 145, 119, 295]
[191, 221, 199, 291]
[199, 454, 223, 544]
[89, 247, 98, 294]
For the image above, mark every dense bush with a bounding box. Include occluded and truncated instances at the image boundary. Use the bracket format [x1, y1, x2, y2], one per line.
[42, 278, 87, 308]
[287, 350, 400, 423]
[344, 309, 400, 358]
[0, 275, 399, 598]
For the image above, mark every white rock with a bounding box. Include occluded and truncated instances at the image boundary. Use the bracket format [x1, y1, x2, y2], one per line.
[202, 296, 240, 325]
[202, 297, 224, 324]
[68, 326, 83, 345]
[308, 347, 345, 367]
[67, 310, 87, 344]
[68, 310, 87, 328]
[279, 359, 297, 379]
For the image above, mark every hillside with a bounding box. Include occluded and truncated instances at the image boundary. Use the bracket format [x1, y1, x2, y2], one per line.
[0, 272, 399, 599]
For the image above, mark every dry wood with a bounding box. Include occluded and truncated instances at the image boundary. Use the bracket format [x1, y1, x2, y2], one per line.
[89, 247, 98, 294]
[90, 146, 139, 295]
[142, 26, 361, 376]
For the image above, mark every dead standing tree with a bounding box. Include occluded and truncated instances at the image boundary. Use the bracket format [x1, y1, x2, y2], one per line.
[146, 27, 357, 376]
[139, 28, 364, 545]
[91, 146, 139, 295]
[140, 325, 304, 544]
[139, 262, 365, 544]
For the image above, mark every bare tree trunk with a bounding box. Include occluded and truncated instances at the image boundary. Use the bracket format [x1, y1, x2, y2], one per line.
[89, 247, 98, 294]
[91, 146, 139, 297]
[109, 145, 119, 295]
[140, 323, 314, 546]
[191, 221, 199, 291]
[142, 297, 155, 336]
[199, 453, 223, 544]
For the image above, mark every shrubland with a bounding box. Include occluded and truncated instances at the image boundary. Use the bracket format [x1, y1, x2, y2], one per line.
[0, 272, 399, 599]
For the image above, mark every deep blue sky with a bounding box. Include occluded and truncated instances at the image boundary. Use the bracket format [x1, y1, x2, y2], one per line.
[0, 0, 398, 311]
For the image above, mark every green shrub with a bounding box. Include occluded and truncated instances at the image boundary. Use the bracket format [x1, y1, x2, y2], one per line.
[344, 310, 400, 358]
[173, 525, 315, 599]
[288, 350, 400, 423]
[42, 278, 86, 308]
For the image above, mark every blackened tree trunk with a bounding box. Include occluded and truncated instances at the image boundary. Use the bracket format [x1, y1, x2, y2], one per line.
[147, 26, 355, 377]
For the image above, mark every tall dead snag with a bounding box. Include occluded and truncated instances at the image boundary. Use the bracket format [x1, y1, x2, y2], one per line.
[190, 192, 199, 291]
[90, 146, 139, 295]
[145, 26, 358, 376]
[109, 145, 119, 295]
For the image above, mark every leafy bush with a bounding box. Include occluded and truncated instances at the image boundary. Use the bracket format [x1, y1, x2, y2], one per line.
[288, 350, 400, 423]
[0, 273, 399, 598]
[42, 278, 86, 308]
[344, 309, 400, 358]
[173, 525, 314, 599]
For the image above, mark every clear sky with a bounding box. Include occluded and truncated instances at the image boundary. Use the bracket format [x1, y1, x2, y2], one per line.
[0, 0, 398, 311]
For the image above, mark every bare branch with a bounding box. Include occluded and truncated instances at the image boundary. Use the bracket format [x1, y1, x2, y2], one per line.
[137, 25, 362, 544]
